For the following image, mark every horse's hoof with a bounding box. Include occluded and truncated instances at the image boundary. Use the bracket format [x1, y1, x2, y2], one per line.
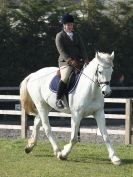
[25, 147, 31, 154]
[112, 159, 122, 166]
[24, 144, 34, 154]
[57, 152, 67, 160]
[111, 156, 122, 166]
[54, 149, 61, 156]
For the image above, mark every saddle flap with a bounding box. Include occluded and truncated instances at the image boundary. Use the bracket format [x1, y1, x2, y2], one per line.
[49, 71, 81, 94]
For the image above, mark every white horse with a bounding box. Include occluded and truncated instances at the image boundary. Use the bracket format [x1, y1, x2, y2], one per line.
[20, 52, 121, 165]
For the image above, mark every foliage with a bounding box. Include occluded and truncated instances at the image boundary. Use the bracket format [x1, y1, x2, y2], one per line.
[0, 0, 132, 87]
[104, 0, 133, 85]
[0, 139, 133, 177]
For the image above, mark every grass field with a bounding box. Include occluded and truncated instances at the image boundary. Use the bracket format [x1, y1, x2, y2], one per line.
[0, 139, 133, 177]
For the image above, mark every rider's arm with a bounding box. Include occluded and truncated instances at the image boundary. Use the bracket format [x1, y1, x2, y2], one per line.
[55, 32, 71, 62]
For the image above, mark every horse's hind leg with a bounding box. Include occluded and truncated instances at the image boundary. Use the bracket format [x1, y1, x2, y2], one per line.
[95, 110, 121, 165]
[36, 102, 61, 156]
[25, 115, 41, 153]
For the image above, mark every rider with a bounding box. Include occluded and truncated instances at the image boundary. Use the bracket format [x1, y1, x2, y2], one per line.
[55, 13, 88, 109]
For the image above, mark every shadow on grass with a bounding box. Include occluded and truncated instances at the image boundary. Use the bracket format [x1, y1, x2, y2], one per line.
[34, 154, 54, 158]
[69, 157, 133, 165]
[121, 159, 133, 165]
[67, 156, 110, 164]
[33, 154, 111, 165]
[29, 148, 133, 166]
[31, 152, 109, 164]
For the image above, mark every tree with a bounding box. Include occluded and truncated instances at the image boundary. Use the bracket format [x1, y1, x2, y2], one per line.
[0, 0, 132, 87]
[105, 0, 133, 85]
[0, 0, 59, 86]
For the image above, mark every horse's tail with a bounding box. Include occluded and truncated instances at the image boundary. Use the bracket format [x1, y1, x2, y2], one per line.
[20, 74, 37, 115]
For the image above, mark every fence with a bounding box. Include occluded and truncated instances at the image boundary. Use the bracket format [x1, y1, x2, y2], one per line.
[0, 94, 132, 144]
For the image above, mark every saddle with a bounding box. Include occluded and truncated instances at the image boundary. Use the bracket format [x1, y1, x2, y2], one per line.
[49, 70, 82, 94]
[49, 59, 90, 96]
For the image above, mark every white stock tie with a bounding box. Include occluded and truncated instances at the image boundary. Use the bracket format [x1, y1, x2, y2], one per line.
[67, 32, 73, 41]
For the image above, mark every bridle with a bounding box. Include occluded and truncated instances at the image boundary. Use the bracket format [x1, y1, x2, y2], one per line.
[95, 64, 111, 88]
[72, 63, 111, 88]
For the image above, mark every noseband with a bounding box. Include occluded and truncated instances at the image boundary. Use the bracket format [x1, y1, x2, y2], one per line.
[97, 81, 110, 88]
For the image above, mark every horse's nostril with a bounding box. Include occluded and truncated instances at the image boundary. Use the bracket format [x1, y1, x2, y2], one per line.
[102, 91, 105, 95]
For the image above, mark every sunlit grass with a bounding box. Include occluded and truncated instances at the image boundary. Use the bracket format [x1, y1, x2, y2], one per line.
[0, 139, 133, 177]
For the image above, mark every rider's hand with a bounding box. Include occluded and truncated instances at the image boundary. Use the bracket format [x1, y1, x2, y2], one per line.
[67, 58, 77, 67]
[84, 59, 90, 65]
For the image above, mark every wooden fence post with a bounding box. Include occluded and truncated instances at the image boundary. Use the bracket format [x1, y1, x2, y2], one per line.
[125, 99, 132, 145]
[21, 108, 28, 138]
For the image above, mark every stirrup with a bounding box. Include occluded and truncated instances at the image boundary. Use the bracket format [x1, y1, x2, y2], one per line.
[56, 99, 64, 109]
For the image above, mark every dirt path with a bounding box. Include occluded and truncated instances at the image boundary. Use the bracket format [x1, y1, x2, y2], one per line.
[0, 128, 127, 144]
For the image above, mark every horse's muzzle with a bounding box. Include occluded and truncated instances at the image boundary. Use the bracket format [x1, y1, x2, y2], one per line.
[102, 90, 112, 97]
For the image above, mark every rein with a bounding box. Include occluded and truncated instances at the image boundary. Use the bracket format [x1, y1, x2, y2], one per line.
[73, 63, 111, 88]
[72, 65, 97, 86]
[29, 62, 111, 89]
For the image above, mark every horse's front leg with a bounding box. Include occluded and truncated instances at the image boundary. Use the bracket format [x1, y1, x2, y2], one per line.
[95, 110, 121, 165]
[25, 115, 41, 153]
[58, 113, 82, 160]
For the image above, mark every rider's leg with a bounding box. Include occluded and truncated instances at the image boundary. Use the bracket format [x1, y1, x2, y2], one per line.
[56, 65, 73, 109]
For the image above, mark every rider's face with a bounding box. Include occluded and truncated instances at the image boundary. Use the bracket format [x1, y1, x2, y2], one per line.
[63, 23, 73, 32]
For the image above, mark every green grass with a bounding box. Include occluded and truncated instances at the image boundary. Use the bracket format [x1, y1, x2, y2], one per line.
[0, 139, 133, 177]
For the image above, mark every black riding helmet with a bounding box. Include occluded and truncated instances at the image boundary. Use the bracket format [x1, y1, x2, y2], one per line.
[62, 13, 74, 24]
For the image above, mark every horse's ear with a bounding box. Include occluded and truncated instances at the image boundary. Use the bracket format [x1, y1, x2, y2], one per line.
[96, 51, 100, 60]
[96, 52, 102, 62]
[95, 52, 98, 58]
[111, 51, 114, 60]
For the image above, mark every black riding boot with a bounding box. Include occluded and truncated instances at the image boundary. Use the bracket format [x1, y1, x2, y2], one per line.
[56, 80, 66, 109]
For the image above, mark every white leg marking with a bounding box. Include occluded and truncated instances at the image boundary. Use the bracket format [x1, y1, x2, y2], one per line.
[95, 110, 121, 165]
[58, 114, 82, 160]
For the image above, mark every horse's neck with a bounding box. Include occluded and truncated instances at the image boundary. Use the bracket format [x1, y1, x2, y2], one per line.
[83, 59, 98, 82]
[77, 60, 99, 98]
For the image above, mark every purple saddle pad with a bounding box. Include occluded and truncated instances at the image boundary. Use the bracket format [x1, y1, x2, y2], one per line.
[49, 71, 81, 94]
